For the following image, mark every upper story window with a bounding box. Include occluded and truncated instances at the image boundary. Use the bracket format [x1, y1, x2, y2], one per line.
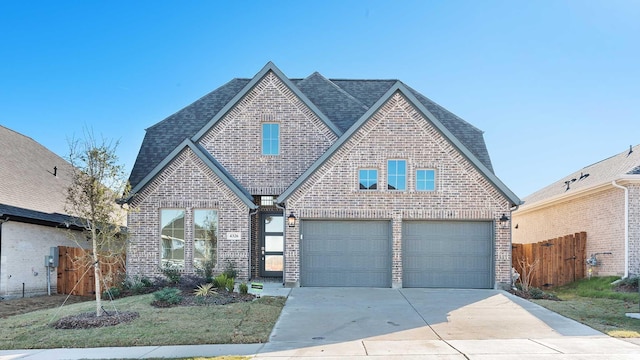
[387, 160, 406, 191]
[359, 169, 378, 190]
[262, 123, 280, 155]
[416, 169, 436, 191]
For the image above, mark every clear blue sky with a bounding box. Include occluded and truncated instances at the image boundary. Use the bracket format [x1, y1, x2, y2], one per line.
[1, 1, 638, 198]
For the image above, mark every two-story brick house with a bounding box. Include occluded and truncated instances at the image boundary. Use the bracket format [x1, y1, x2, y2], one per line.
[126, 62, 520, 289]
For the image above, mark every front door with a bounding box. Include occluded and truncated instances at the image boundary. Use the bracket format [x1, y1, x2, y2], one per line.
[261, 213, 284, 277]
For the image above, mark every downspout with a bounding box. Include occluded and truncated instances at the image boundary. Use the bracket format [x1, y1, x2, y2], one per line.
[611, 180, 629, 278]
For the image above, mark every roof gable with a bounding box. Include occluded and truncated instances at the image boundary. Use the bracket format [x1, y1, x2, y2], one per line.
[523, 144, 640, 206]
[277, 83, 520, 206]
[129, 139, 257, 209]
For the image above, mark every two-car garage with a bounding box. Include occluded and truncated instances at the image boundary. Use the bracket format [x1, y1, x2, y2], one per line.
[300, 220, 493, 288]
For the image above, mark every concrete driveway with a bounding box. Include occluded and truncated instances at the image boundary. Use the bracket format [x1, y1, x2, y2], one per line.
[256, 288, 640, 358]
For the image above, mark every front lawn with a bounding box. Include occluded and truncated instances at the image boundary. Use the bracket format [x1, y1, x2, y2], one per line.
[0, 293, 285, 349]
[531, 276, 640, 337]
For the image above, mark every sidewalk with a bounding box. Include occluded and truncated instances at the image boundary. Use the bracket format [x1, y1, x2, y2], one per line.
[2, 285, 640, 359]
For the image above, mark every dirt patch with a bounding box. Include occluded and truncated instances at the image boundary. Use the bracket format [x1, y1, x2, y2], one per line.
[0, 294, 93, 318]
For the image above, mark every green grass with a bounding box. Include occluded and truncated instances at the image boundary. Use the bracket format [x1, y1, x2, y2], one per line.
[532, 276, 640, 337]
[0, 294, 285, 350]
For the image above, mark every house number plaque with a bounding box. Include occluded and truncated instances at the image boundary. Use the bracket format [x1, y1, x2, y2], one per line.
[226, 232, 241, 240]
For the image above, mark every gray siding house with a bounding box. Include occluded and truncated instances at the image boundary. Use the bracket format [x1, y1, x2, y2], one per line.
[126, 62, 520, 289]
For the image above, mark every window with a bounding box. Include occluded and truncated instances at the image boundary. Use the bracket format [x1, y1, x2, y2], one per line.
[359, 169, 378, 190]
[416, 169, 436, 191]
[161, 209, 185, 268]
[193, 210, 218, 268]
[262, 123, 279, 155]
[387, 160, 406, 190]
[260, 195, 275, 206]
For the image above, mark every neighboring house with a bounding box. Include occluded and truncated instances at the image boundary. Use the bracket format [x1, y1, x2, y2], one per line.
[0, 125, 85, 298]
[126, 62, 520, 289]
[513, 145, 640, 277]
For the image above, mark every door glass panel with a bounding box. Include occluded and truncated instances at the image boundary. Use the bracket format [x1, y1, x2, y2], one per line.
[265, 215, 283, 232]
[265, 235, 283, 252]
[265, 255, 283, 272]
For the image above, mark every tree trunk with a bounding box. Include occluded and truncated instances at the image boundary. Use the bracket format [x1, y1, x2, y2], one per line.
[92, 228, 103, 317]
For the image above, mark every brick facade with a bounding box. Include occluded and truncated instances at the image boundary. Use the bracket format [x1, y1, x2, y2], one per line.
[629, 184, 640, 276]
[199, 72, 337, 195]
[127, 68, 516, 288]
[283, 93, 512, 288]
[127, 148, 251, 279]
[513, 187, 627, 276]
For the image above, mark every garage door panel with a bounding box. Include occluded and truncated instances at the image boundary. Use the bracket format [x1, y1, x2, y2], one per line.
[302, 220, 391, 287]
[403, 221, 493, 289]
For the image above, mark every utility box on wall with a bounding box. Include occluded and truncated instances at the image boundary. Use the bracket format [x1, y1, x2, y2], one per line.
[45, 247, 59, 267]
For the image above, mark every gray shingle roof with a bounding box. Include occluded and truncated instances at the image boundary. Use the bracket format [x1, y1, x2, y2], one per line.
[0, 125, 73, 217]
[128, 65, 497, 193]
[522, 144, 640, 206]
[129, 78, 251, 188]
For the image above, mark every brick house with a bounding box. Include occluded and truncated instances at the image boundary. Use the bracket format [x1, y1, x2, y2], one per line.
[0, 125, 86, 298]
[513, 145, 640, 278]
[126, 62, 520, 289]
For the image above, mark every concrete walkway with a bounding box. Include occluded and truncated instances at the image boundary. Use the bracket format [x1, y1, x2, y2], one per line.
[2, 286, 640, 359]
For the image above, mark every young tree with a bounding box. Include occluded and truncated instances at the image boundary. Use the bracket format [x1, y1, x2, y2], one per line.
[65, 132, 129, 317]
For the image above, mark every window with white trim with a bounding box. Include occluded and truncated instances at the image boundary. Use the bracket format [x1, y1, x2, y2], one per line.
[358, 169, 378, 190]
[387, 160, 406, 191]
[416, 169, 436, 191]
[262, 123, 280, 155]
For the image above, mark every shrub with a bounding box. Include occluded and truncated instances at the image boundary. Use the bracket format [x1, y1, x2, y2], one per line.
[213, 274, 229, 290]
[198, 260, 216, 283]
[153, 287, 183, 305]
[619, 276, 639, 287]
[239, 282, 249, 295]
[223, 260, 237, 279]
[225, 278, 235, 293]
[193, 283, 216, 297]
[102, 287, 121, 299]
[529, 287, 544, 299]
[160, 263, 182, 284]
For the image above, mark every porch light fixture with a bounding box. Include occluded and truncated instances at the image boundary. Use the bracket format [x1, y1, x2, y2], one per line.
[287, 212, 296, 227]
[499, 213, 510, 229]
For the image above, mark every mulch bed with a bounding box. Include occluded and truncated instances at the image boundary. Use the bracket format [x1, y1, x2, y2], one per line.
[52, 311, 140, 329]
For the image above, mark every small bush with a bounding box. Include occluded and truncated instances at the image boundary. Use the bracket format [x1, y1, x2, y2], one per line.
[213, 274, 229, 290]
[102, 287, 121, 299]
[225, 278, 235, 293]
[160, 263, 182, 284]
[223, 260, 238, 279]
[194, 283, 216, 297]
[529, 287, 544, 299]
[198, 259, 216, 283]
[153, 287, 183, 305]
[239, 282, 249, 295]
[619, 277, 639, 287]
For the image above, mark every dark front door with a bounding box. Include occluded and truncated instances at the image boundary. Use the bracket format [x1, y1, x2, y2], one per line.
[261, 213, 284, 277]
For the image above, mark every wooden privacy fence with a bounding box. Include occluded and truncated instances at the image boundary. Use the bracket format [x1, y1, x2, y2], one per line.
[512, 232, 587, 289]
[57, 246, 125, 297]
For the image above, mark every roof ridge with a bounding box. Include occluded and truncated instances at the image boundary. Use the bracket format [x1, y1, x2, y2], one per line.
[298, 72, 369, 111]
